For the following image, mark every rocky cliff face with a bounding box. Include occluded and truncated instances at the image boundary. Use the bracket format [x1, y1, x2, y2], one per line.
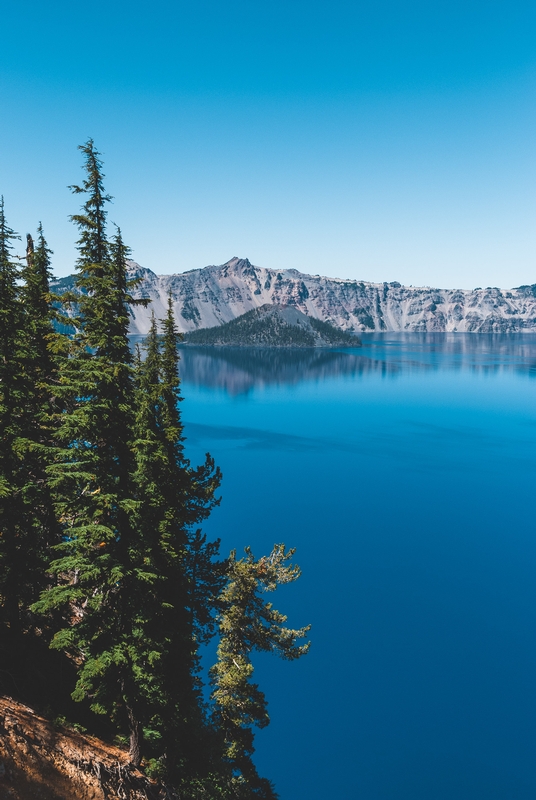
[53, 256, 536, 334]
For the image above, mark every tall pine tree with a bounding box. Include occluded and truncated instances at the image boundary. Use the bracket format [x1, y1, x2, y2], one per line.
[211, 545, 310, 798]
[0, 207, 64, 706]
[131, 301, 222, 780]
[16, 226, 64, 607]
[34, 141, 149, 764]
[0, 197, 25, 632]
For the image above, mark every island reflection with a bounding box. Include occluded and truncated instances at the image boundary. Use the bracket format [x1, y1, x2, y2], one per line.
[129, 333, 536, 395]
[180, 334, 536, 394]
[176, 347, 384, 395]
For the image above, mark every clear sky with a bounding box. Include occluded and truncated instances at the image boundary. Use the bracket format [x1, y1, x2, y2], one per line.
[1, 0, 535, 287]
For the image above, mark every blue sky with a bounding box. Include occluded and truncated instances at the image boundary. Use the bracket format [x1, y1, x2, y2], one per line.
[1, 0, 535, 287]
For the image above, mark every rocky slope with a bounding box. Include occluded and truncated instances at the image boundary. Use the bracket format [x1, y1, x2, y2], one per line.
[183, 304, 359, 347]
[0, 697, 164, 800]
[52, 256, 536, 334]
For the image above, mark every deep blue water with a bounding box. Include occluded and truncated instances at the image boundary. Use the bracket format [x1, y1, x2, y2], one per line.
[177, 334, 536, 800]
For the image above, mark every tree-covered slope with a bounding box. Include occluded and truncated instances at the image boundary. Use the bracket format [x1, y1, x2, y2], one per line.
[183, 304, 361, 347]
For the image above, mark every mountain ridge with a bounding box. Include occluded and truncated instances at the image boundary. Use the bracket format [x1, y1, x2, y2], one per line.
[52, 256, 536, 334]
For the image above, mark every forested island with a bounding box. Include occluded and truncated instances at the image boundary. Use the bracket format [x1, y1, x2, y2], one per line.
[182, 304, 360, 347]
[0, 141, 310, 799]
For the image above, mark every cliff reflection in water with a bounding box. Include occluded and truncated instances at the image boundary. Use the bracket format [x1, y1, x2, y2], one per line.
[360, 332, 536, 377]
[174, 334, 536, 394]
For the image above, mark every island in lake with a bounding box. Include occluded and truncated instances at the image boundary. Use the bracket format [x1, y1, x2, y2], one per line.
[182, 304, 361, 347]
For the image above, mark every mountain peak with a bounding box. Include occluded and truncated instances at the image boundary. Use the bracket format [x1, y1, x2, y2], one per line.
[222, 256, 252, 269]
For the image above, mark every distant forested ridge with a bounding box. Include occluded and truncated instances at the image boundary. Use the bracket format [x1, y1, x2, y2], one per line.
[182, 303, 360, 347]
[0, 141, 310, 799]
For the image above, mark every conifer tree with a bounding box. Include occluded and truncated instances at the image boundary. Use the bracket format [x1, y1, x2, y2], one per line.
[0, 196, 25, 631]
[131, 303, 222, 780]
[0, 209, 62, 667]
[0, 198, 21, 460]
[34, 141, 148, 765]
[14, 226, 64, 614]
[20, 227, 56, 362]
[211, 545, 310, 798]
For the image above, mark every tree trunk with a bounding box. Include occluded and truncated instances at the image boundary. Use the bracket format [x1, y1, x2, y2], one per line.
[127, 706, 142, 767]
[26, 233, 34, 263]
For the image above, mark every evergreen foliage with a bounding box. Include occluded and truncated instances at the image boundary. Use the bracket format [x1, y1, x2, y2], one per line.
[33, 142, 154, 765]
[0, 208, 59, 630]
[14, 226, 63, 615]
[211, 545, 310, 798]
[131, 303, 222, 779]
[0, 142, 310, 798]
[0, 197, 25, 627]
[0, 208, 75, 713]
[183, 303, 359, 347]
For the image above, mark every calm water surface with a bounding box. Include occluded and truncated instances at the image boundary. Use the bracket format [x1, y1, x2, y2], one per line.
[177, 334, 536, 800]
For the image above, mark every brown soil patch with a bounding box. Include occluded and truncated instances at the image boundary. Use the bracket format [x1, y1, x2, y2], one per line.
[0, 697, 165, 799]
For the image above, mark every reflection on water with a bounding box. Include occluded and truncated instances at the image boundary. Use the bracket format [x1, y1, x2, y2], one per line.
[361, 332, 536, 369]
[176, 346, 393, 394]
[170, 334, 536, 394]
[129, 333, 536, 394]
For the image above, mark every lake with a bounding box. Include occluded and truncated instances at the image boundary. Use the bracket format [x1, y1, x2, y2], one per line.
[177, 334, 536, 800]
